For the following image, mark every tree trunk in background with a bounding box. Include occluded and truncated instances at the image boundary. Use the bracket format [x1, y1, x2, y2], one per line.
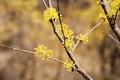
[98, 37, 120, 80]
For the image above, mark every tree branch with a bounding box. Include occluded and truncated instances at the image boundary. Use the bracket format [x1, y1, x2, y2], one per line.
[48, 0, 52, 8]
[56, 0, 66, 48]
[72, 20, 103, 52]
[107, 35, 120, 45]
[54, 0, 93, 80]
[99, 0, 120, 42]
[42, 0, 48, 9]
[0, 44, 34, 54]
[43, 0, 93, 80]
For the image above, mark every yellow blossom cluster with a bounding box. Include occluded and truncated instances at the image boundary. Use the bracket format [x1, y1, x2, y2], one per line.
[76, 34, 88, 44]
[98, 12, 108, 23]
[109, 0, 120, 16]
[56, 23, 75, 50]
[34, 45, 53, 60]
[43, 8, 59, 22]
[63, 60, 75, 72]
[98, 0, 120, 23]
[65, 39, 75, 50]
[56, 23, 74, 39]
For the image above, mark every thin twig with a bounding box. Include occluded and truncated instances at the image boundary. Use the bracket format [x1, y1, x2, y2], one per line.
[50, 20, 63, 42]
[0, 44, 65, 64]
[42, 0, 48, 9]
[99, 0, 120, 42]
[99, 0, 109, 14]
[107, 35, 120, 45]
[50, 57, 93, 80]
[0, 44, 35, 54]
[49, 57, 64, 63]
[84, 19, 103, 36]
[50, 19, 78, 67]
[55, 1, 79, 68]
[56, 0, 66, 48]
[48, 0, 52, 8]
[42, 0, 94, 80]
[72, 41, 79, 52]
[114, 7, 120, 22]
[0, 43, 93, 80]
[74, 68, 93, 80]
[72, 41, 81, 52]
[72, 20, 103, 52]
[55, 1, 93, 80]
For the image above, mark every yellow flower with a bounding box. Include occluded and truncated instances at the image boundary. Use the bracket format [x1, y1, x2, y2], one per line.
[34, 45, 52, 60]
[76, 34, 88, 44]
[109, 0, 120, 16]
[43, 8, 58, 22]
[98, 13, 108, 23]
[110, 0, 120, 9]
[56, 23, 74, 39]
[98, 0, 120, 23]
[56, 23, 75, 50]
[65, 39, 75, 50]
[63, 60, 75, 72]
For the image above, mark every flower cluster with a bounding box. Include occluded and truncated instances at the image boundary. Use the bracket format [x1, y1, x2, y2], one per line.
[56, 23, 75, 50]
[98, 0, 120, 23]
[65, 39, 75, 50]
[76, 34, 88, 44]
[63, 60, 75, 72]
[56, 23, 74, 39]
[43, 8, 59, 22]
[34, 45, 53, 60]
[98, 13, 108, 23]
[109, 0, 120, 16]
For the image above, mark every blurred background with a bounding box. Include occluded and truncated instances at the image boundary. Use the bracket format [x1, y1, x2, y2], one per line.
[0, 0, 120, 80]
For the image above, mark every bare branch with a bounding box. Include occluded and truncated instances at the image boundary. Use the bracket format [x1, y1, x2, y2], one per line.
[42, 0, 48, 9]
[108, 18, 120, 42]
[56, 0, 66, 48]
[107, 35, 120, 45]
[49, 57, 64, 63]
[50, 20, 63, 43]
[55, 1, 93, 80]
[75, 68, 93, 80]
[72, 20, 103, 52]
[84, 19, 103, 36]
[99, 0, 120, 42]
[72, 41, 81, 52]
[48, 0, 52, 8]
[0, 44, 65, 67]
[114, 7, 120, 22]
[56, 0, 78, 68]
[99, 0, 109, 14]
[0, 44, 35, 54]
